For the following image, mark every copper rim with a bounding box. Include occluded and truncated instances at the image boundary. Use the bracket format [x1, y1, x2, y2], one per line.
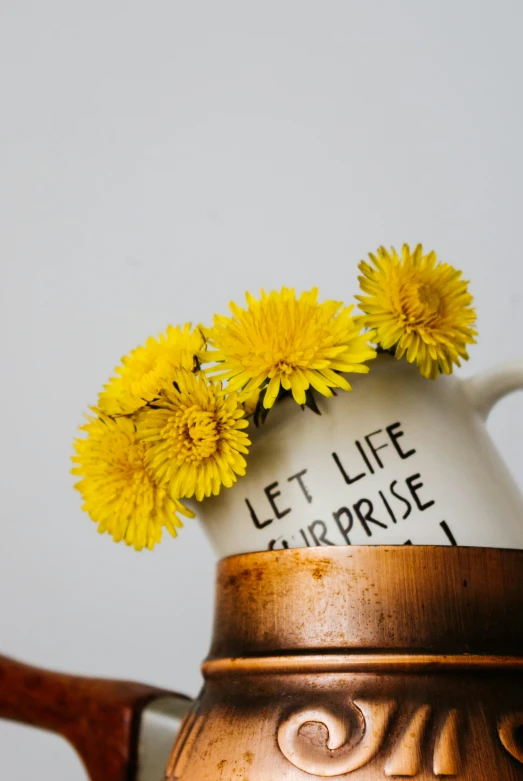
[206, 545, 523, 662]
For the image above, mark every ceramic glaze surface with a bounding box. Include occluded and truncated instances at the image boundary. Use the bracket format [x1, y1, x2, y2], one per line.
[195, 356, 523, 556]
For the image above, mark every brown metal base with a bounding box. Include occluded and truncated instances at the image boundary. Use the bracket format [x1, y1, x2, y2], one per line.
[167, 546, 523, 779]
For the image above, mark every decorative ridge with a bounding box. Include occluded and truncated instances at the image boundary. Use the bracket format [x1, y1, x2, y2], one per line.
[202, 652, 523, 678]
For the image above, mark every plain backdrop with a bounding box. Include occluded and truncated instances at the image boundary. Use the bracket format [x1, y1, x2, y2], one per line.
[1, 1, 523, 778]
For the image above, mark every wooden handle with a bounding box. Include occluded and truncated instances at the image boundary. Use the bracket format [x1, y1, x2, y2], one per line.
[0, 654, 185, 781]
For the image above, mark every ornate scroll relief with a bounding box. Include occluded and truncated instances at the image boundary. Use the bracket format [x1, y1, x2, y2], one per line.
[498, 712, 523, 764]
[385, 706, 461, 777]
[278, 702, 462, 777]
[166, 708, 205, 780]
[277, 699, 396, 777]
[384, 705, 431, 776]
[433, 709, 461, 776]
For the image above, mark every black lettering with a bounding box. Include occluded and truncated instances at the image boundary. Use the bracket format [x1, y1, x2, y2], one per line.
[308, 520, 336, 546]
[287, 469, 313, 503]
[364, 429, 388, 468]
[379, 490, 397, 524]
[332, 507, 353, 544]
[406, 474, 435, 512]
[246, 498, 273, 529]
[264, 482, 291, 519]
[299, 528, 311, 547]
[268, 537, 289, 550]
[332, 452, 365, 484]
[386, 422, 416, 459]
[440, 521, 457, 546]
[355, 440, 375, 474]
[353, 499, 388, 537]
[390, 480, 412, 519]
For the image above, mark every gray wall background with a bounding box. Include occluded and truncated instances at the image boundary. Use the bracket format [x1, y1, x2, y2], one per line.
[1, 1, 523, 777]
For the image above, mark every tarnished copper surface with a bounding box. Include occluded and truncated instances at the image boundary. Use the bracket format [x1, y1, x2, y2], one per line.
[167, 546, 523, 779]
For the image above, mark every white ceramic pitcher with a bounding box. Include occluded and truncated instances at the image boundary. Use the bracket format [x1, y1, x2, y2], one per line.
[194, 354, 523, 556]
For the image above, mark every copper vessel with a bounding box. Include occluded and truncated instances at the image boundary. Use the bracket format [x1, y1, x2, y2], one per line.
[168, 546, 523, 779]
[3, 546, 523, 779]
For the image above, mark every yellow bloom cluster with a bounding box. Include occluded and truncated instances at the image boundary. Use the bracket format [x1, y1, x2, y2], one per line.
[357, 245, 477, 379]
[98, 324, 204, 416]
[73, 324, 250, 550]
[138, 371, 249, 502]
[72, 412, 194, 550]
[72, 250, 476, 551]
[204, 287, 376, 409]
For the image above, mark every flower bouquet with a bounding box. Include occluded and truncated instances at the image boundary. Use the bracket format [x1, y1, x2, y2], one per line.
[72, 245, 523, 556]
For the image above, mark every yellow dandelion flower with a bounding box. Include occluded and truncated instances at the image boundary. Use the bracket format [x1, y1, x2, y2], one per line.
[98, 323, 205, 416]
[241, 388, 261, 417]
[137, 370, 250, 502]
[72, 412, 194, 550]
[202, 287, 376, 410]
[357, 244, 477, 379]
